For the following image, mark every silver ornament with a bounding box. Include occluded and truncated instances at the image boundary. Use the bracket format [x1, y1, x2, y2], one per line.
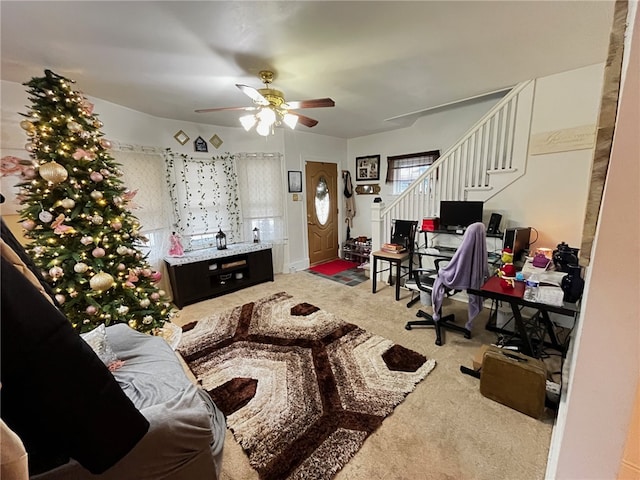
[39, 210, 53, 223]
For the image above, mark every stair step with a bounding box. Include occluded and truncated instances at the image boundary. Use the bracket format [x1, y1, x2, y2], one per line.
[487, 167, 518, 175]
[466, 185, 493, 192]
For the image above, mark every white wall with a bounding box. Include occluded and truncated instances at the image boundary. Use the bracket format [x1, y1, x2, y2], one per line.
[283, 129, 347, 271]
[0, 79, 346, 271]
[346, 97, 502, 237]
[0, 62, 606, 270]
[345, 64, 604, 253]
[548, 5, 640, 478]
[485, 64, 604, 250]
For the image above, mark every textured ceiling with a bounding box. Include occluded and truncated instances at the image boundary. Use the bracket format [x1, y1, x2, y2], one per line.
[0, 1, 615, 139]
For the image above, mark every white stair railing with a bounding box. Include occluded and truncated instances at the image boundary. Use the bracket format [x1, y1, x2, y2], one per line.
[373, 80, 535, 251]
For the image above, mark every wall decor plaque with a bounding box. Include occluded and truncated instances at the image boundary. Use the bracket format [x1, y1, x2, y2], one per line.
[173, 130, 190, 145]
[210, 134, 223, 149]
[530, 124, 596, 155]
[355, 184, 380, 195]
[194, 136, 208, 152]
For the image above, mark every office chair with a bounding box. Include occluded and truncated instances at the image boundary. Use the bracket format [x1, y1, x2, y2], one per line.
[405, 222, 489, 346]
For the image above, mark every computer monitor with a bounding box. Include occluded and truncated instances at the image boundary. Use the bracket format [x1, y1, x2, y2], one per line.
[503, 227, 531, 261]
[439, 201, 483, 231]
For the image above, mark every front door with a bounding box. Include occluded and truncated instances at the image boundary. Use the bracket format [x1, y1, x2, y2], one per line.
[305, 161, 338, 266]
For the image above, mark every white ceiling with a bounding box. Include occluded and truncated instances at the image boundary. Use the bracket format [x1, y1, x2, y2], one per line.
[1, 1, 615, 139]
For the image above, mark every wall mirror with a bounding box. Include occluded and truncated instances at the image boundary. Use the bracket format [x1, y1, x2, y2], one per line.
[355, 184, 380, 195]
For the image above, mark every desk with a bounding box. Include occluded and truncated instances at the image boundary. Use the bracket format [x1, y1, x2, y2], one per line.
[371, 249, 411, 301]
[404, 247, 502, 308]
[468, 276, 580, 358]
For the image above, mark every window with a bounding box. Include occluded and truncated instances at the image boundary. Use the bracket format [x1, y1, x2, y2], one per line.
[385, 150, 440, 194]
[235, 153, 285, 242]
[164, 151, 241, 250]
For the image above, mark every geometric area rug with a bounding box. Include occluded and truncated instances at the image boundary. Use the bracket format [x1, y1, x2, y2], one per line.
[178, 292, 436, 480]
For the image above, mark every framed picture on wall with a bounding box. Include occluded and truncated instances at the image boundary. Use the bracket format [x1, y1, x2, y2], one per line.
[288, 170, 302, 192]
[355, 155, 380, 181]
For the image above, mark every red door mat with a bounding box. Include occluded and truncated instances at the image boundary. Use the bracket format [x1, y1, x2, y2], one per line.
[308, 259, 360, 276]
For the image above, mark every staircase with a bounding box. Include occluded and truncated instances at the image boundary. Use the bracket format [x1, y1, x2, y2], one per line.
[372, 80, 536, 251]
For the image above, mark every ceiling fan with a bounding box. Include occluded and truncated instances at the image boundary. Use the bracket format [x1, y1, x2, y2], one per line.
[195, 70, 335, 135]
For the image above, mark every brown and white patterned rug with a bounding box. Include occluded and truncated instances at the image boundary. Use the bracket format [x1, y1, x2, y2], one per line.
[178, 292, 436, 480]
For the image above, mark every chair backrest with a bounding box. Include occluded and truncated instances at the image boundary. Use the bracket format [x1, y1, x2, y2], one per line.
[391, 219, 418, 252]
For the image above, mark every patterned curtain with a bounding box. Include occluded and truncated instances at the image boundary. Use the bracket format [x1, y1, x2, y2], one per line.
[164, 149, 241, 251]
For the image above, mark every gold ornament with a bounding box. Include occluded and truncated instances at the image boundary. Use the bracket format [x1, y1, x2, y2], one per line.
[39, 161, 68, 184]
[60, 198, 76, 209]
[20, 120, 35, 132]
[66, 121, 82, 132]
[90, 272, 114, 292]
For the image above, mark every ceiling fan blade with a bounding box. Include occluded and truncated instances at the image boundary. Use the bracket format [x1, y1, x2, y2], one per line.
[289, 112, 319, 128]
[195, 106, 258, 113]
[236, 84, 269, 105]
[286, 98, 335, 109]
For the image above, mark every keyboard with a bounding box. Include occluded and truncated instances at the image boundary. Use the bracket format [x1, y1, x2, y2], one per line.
[435, 246, 457, 253]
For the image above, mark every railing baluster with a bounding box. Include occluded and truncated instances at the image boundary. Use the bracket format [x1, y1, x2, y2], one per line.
[379, 81, 533, 228]
[480, 123, 490, 186]
[497, 105, 508, 170]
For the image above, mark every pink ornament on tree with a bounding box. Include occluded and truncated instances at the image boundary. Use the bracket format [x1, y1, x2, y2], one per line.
[92, 247, 106, 258]
[150, 271, 162, 283]
[90, 171, 104, 182]
[81, 99, 94, 115]
[72, 148, 96, 161]
[22, 219, 36, 231]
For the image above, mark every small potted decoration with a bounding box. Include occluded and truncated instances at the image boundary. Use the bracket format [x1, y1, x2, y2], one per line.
[252, 227, 260, 243]
[215, 229, 227, 250]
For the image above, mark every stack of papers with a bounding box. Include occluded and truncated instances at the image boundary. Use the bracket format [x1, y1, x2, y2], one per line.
[536, 286, 565, 306]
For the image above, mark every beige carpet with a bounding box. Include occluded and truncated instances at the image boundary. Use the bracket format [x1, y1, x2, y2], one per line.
[174, 272, 555, 480]
[178, 291, 435, 479]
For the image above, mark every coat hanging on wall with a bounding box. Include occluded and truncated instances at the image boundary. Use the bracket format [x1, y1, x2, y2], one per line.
[343, 171, 356, 239]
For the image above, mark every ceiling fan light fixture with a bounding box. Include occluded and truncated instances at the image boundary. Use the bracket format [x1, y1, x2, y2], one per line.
[239, 114, 257, 132]
[256, 120, 272, 137]
[283, 113, 298, 129]
[257, 106, 276, 124]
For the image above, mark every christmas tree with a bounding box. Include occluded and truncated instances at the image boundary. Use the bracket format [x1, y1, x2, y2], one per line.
[16, 69, 173, 333]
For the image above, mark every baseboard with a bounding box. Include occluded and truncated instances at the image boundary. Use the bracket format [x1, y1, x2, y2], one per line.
[288, 259, 309, 273]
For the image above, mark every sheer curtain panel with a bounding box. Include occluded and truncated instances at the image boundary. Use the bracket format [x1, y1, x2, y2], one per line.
[112, 148, 172, 294]
[235, 152, 285, 273]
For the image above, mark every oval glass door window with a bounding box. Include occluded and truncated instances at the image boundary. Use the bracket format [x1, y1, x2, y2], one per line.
[314, 176, 330, 225]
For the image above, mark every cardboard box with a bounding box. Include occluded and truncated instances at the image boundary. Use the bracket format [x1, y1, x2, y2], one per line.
[473, 344, 492, 371]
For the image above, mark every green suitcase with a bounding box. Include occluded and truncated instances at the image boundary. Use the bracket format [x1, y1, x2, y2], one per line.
[479, 346, 547, 419]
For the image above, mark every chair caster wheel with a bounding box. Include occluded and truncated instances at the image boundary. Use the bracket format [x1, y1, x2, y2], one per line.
[435, 339, 442, 346]
[405, 324, 412, 330]
[464, 330, 471, 339]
